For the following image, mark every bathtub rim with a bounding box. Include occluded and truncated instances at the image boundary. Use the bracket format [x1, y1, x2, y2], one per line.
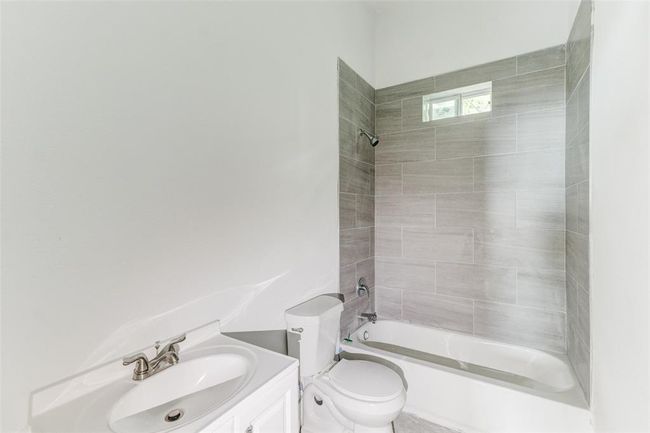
[341, 319, 588, 410]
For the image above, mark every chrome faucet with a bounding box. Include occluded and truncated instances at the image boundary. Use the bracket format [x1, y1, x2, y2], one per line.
[122, 334, 186, 381]
[359, 312, 377, 324]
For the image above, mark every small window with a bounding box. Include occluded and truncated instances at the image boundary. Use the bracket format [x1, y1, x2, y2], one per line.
[423, 82, 492, 122]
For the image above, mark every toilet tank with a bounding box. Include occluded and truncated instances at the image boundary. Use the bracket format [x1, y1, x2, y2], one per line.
[285, 295, 344, 377]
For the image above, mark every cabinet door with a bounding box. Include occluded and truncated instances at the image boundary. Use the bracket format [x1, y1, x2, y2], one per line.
[210, 417, 236, 433]
[247, 391, 292, 433]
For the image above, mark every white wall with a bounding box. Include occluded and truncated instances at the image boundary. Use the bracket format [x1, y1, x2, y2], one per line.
[373, 0, 580, 88]
[0, 2, 374, 430]
[590, 1, 649, 431]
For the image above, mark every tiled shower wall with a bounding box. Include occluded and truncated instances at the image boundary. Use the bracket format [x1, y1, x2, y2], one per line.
[565, 0, 592, 402]
[373, 47, 569, 353]
[338, 59, 376, 338]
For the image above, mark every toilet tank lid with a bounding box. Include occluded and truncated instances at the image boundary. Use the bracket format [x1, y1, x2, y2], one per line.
[285, 295, 343, 318]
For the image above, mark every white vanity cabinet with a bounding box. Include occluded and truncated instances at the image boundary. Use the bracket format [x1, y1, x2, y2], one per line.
[202, 363, 299, 433]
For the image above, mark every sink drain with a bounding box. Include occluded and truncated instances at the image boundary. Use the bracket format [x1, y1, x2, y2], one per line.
[164, 409, 184, 423]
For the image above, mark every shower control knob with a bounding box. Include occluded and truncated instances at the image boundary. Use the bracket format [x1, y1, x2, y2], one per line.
[291, 327, 303, 333]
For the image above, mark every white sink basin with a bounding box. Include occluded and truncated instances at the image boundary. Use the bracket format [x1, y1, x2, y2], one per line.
[109, 352, 254, 433]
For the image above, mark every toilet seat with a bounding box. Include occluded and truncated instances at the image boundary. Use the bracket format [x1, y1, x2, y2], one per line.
[307, 359, 406, 429]
[327, 359, 404, 402]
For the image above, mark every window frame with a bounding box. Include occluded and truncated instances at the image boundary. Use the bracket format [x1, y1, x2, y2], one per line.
[422, 81, 492, 122]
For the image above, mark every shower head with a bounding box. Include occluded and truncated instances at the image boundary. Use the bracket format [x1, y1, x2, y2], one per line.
[359, 129, 379, 147]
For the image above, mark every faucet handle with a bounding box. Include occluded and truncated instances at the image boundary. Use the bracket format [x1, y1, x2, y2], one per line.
[123, 352, 150, 380]
[169, 333, 186, 345]
[123, 352, 149, 366]
[157, 333, 186, 355]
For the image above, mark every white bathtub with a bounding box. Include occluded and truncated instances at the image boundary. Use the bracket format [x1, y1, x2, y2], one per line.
[341, 320, 591, 433]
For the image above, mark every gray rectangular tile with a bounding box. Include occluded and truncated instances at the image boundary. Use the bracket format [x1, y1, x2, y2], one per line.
[357, 75, 375, 105]
[566, 184, 578, 233]
[340, 157, 373, 195]
[436, 115, 516, 159]
[375, 287, 402, 320]
[566, 182, 589, 235]
[340, 99, 374, 136]
[365, 106, 376, 133]
[375, 226, 402, 257]
[337, 59, 375, 104]
[376, 194, 435, 227]
[435, 57, 517, 92]
[566, 122, 589, 186]
[340, 227, 371, 266]
[356, 257, 375, 289]
[376, 128, 435, 164]
[492, 66, 565, 116]
[403, 291, 474, 333]
[357, 94, 375, 129]
[516, 189, 565, 230]
[567, 321, 590, 401]
[356, 129, 375, 165]
[340, 293, 371, 338]
[566, 230, 589, 290]
[475, 228, 565, 270]
[401, 96, 427, 132]
[566, 90, 579, 145]
[339, 117, 356, 160]
[475, 149, 564, 191]
[376, 257, 436, 292]
[517, 268, 566, 311]
[356, 195, 374, 228]
[403, 158, 474, 194]
[376, 163, 402, 196]
[436, 263, 516, 303]
[436, 191, 516, 229]
[376, 77, 435, 105]
[403, 227, 474, 263]
[338, 58, 358, 87]
[577, 181, 589, 235]
[340, 264, 356, 299]
[566, 273, 578, 323]
[339, 192, 356, 230]
[577, 69, 590, 134]
[566, 0, 592, 97]
[339, 79, 369, 125]
[517, 108, 565, 151]
[376, 100, 402, 135]
[577, 284, 590, 343]
[516, 45, 566, 75]
[475, 301, 566, 352]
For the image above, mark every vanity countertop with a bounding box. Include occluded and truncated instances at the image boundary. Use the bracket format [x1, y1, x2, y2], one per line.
[29, 325, 298, 433]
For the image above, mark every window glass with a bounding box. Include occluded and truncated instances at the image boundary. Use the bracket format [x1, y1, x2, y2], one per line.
[423, 97, 457, 122]
[422, 82, 492, 122]
[462, 92, 491, 115]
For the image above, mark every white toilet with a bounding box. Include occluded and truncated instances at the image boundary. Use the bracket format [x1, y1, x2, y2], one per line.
[286, 295, 406, 433]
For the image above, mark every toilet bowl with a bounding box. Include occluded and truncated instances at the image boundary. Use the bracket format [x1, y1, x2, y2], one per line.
[285, 296, 406, 433]
[302, 359, 406, 433]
